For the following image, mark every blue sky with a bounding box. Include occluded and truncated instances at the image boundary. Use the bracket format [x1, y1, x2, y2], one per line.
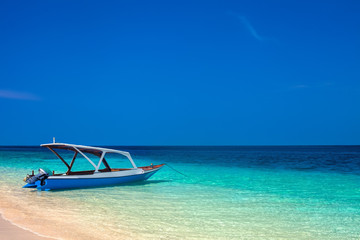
[1, 0, 359, 145]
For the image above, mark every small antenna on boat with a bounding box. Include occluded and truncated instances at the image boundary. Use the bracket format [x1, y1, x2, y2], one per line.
[53, 137, 56, 143]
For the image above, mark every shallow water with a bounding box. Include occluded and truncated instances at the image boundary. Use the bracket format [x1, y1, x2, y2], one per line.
[0, 146, 360, 239]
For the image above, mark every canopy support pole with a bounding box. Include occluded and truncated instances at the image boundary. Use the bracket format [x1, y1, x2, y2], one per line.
[102, 158, 111, 171]
[96, 152, 106, 172]
[73, 147, 98, 172]
[47, 147, 71, 171]
[124, 153, 137, 169]
[66, 152, 78, 174]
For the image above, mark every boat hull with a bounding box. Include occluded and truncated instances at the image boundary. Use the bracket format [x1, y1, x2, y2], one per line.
[24, 167, 162, 191]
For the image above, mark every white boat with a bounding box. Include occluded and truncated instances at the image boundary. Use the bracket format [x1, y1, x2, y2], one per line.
[23, 143, 164, 191]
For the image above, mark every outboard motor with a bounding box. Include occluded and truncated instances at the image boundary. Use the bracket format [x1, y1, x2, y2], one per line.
[25, 168, 49, 185]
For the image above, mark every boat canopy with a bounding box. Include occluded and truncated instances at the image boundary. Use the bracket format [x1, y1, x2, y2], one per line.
[41, 143, 137, 173]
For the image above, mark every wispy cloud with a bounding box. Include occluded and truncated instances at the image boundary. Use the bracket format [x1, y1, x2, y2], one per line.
[289, 82, 336, 90]
[0, 89, 40, 101]
[238, 16, 263, 41]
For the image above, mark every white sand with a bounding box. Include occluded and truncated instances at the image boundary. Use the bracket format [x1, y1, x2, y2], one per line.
[0, 214, 54, 240]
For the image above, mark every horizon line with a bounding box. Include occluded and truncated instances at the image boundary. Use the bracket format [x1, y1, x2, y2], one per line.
[0, 144, 359, 147]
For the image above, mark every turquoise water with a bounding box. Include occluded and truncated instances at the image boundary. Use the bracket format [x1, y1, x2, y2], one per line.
[0, 146, 360, 239]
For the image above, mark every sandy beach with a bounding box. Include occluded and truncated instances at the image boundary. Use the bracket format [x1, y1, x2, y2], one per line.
[0, 214, 54, 240]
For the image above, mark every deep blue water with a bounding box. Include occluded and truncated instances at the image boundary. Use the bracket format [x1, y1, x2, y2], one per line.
[123, 145, 360, 173]
[2, 145, 359, 173]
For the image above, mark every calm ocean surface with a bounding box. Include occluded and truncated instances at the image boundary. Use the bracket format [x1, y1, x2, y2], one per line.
[0, 146, 359, 239]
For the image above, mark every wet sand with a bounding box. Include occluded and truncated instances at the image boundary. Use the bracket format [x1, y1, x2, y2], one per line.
[0, 215, 54, 240]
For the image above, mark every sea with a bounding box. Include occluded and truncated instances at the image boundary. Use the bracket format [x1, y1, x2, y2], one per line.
[0, 146, 359, 240]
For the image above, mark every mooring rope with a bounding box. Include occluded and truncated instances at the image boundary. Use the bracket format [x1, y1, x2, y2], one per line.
[165, 163, 188, 177]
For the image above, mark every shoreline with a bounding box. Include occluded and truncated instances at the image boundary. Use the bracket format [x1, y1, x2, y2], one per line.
[0, 213, 56, 240]
[0, 189, 132, 240]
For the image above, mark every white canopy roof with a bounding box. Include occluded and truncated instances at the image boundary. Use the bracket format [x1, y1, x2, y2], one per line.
[41, 143, 137, 172]
[41, 143, 130, 156]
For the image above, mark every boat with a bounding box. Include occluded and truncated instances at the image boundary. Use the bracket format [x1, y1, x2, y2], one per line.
[23, 142, 164, 191]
